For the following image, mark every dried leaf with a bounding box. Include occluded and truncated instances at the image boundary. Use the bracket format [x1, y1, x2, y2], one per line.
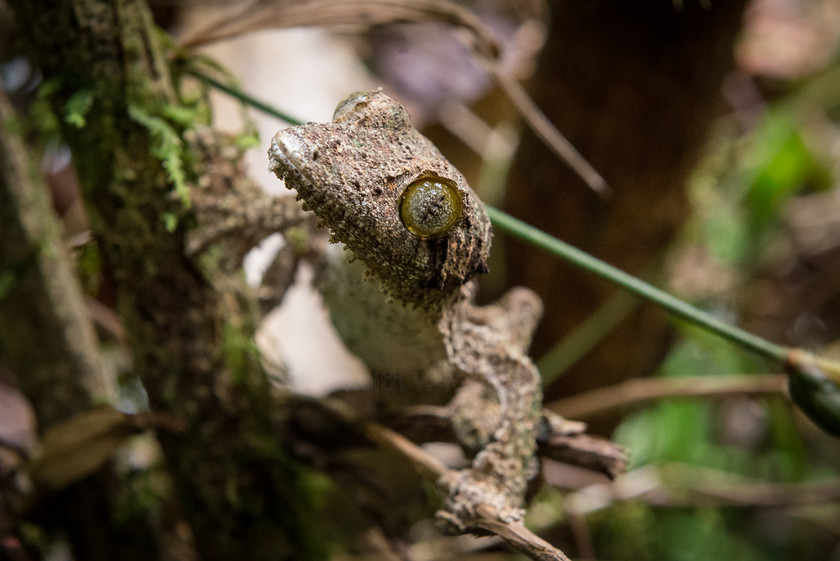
[181, 0, 498, 58]
[26, 407, 143, 491]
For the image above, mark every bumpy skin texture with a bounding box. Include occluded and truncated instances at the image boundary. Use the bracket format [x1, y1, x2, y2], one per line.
[270, 91, 491, 311]
[269, 91, 544, 528]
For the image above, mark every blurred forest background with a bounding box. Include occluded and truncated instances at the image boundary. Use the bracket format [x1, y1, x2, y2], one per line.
[2, 0, 840, 560]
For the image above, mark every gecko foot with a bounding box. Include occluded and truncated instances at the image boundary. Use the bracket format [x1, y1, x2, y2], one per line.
[436, 468, 525, 535]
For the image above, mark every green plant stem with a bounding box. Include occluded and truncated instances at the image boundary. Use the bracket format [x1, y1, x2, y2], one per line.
[187, 70, 304, 125]
[486, 205, 789, 364]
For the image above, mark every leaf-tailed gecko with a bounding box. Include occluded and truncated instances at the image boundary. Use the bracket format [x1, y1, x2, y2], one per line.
[268, 90, 544, 530]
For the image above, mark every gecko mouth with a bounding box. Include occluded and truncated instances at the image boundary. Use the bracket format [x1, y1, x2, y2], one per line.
[269, 133, 315, 191]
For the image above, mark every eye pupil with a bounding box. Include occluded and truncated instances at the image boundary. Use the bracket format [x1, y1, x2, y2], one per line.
[399, 176, 463, 238]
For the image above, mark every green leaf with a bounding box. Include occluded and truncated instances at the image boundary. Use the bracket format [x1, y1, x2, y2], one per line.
[235, 130, 261, 150]
[37, 77, 63, 100]
[0, 269, 15, 300]
[26, 407, 143, 491]
[163, 212, 179, 232]
[64, 89, 95, 128]
[160, 104, 198, 127]
[741, 110, 831, 234]
[127, 103, 191, 208]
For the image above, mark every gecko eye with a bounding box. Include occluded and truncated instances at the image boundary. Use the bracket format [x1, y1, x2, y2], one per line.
[333, 91, 371, 122]
[399, 175, 463, 238]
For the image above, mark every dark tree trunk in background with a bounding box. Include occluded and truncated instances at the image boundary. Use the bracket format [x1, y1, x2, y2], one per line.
[503, 0, 749, 425]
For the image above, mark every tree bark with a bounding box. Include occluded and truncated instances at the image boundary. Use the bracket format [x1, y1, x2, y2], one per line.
[0, 84, 105, 430]
[1, 74, 163, 561]
[7, 1, 316, 559]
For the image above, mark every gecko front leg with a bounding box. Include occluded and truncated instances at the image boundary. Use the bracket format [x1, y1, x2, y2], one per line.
[438, 286, 544, 530]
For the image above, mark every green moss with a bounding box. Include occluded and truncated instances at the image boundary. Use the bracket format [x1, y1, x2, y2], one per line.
[127, 103, 191, 208]
[221, 320, 260, 386]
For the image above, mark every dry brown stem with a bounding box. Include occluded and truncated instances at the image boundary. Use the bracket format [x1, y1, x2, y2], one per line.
[568, 464, 840, 513]
[549, 374, 788, 420]
[181, 0, 496, 56]
[180, 0, 607, 195]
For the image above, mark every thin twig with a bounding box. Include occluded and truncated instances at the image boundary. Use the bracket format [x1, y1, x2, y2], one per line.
[363, 422, 447, 481]
[385, 405, 628, 478]
[180, 0, 498, 54]
[548, 374, 788, 420]
[488, 66, 611, 197]
[568, 464, 840, 513]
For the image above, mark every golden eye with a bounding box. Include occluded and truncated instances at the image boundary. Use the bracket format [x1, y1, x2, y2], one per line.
[399, 176, 463, 238]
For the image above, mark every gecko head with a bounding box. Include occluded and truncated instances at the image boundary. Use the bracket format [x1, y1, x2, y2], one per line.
[269, 90, 492, 309]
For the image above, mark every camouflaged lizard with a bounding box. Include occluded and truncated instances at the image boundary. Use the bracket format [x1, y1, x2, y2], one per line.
[268, 90, 544, 530]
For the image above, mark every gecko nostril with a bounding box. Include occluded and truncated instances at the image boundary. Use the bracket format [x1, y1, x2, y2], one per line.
[399, 175, 463, 239]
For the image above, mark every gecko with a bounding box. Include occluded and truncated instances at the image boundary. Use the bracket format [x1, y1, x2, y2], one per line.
[268, 90, 544, 531]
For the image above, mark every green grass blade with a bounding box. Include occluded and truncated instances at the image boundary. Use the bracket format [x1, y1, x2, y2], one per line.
[485, 205, 788, 364]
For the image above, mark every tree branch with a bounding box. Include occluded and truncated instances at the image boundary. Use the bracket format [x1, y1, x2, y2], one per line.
[364, 422, 572, 561]
[549, 374, 788, 419]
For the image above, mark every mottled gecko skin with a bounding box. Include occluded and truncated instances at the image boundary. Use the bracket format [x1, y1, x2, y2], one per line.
[269, 90, 543, 528]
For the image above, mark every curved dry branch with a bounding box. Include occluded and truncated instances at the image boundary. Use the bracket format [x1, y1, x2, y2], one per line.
[364, 422, 572, 561]
[548, 374, 788, 420]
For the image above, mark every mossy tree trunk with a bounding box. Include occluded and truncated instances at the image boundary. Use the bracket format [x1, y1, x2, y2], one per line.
[1, 75, 163, 561]
[7, 1, 315, 559]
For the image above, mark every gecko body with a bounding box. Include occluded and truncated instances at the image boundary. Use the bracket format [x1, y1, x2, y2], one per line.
[269, 90, 543, 528]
